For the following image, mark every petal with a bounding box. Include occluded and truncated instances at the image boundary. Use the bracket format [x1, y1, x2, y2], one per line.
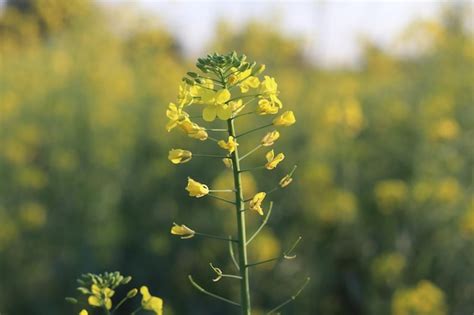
[216, 89, 231, 103]
[88, 295, 101, 307]
[217, 105, 232, 120]
[265, 150, 274, 162]
[202, 106, 217, 122]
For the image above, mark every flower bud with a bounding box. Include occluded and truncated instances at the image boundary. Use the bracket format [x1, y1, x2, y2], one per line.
[186, 177, 209, 197]
[168, 149, 192, 164]
[171, 223, 196, 239]
[273, 111, 296, 127]
[279, 175, 293, 188]
[127, 288, 138, 298]
[253, 64, 266, 75]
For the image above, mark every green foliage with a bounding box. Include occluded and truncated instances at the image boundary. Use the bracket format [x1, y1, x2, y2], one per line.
[0, 1, 472, 315]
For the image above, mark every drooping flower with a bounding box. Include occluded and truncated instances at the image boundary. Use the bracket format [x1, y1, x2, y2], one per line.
[168, 149, 192, 164]
[88, 284, 114, 310]
[200, 89, 232, 121]
[259, 76, 283, 108]
[257, 99, 280, 115]
[222, 158, 233, 169]
[218, 136, 238, 153]
[249, 192, 266, 215]
[279, 174, 293, 188]
[140, 286, 163, 315]
[273, 111, 295, 127]
[230, 99, 245, 115]
[179, 118, 208, 141]
[177, 82, 194, 107]
[261, 130, 280, 146]
[171, 223, 195, 239]
[186, 177, 209, 197]
[265, 150, 285, 170]
[166, 102, 189, 132]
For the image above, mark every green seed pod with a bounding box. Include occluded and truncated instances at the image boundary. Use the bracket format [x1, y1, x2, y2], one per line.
[65, 297, 78, 304]
[127, 288, 138, 298]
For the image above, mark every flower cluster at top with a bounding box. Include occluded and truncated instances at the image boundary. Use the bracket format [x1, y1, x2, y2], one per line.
[66, 271, 164, 315]
[166, 51, 295, 140]
[166, 52, 296, 221]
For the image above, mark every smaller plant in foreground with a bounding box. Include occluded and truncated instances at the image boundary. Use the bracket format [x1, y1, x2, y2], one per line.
[66, 271, 163, 315]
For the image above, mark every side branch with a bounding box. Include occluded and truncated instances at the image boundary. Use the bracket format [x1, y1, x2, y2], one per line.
[236, 123, 273, 138]
[246, 202, 273, 245]
[228, 236, 240, 271]
[188, 275, 241, 307]
[266, 277, 311, 314]
[195, 232, 238, 243]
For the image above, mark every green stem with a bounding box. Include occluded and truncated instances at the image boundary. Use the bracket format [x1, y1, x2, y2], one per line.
[266, 277, 311, 314]
[188, 275, 241, 307]
[239, 144, 263, 161]
[237, 123, 273, 138]
[195, 232, 238, 242]
[228, 117, 252, 315]
[246, 202, 273, 245]
[193, 153, 228, 158]
[207, 194, 235, 205]
[130, 306, 143, 315]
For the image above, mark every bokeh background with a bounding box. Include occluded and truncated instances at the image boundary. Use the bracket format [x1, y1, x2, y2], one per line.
[0, 0, 473, 314]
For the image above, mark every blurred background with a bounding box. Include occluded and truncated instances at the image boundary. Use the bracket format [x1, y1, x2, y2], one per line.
[0, 0, 473, 314]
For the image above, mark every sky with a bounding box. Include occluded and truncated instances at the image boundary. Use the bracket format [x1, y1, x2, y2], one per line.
[0, 0, 447, 65]
[99, 0, 445, 66]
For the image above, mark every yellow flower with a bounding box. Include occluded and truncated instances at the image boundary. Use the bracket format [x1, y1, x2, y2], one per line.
[201, 89, 232, 121]
[259, 76, 283, 108]
[186, 177, 209, 197]
[171, 223, 195, 239]
[257, 99, 279, 115]
[265, 150, 285, 170]
[179, 118, 208, 141]
[140, 286, 163, 315]
[273, 111, 295, 126]
[222, 158, 233, 169]
[250, 192, 266, 215]
[177, 82, 193, 107]
[166, 102, 189, 132]
[218, 136, 238, 153]
[230, 99, 245, 115]
[88, 284, 114, 310]
[79, 310, 88, 315]
[228, 68, 260, 93]
[168, 149, 192, 164]
[261, 130, 280, 146]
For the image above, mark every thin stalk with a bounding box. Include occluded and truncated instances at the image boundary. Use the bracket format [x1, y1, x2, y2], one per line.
[228, 236, 240, 271]
[205, 128, 228, 132]
[247, 202, 273, 245]
[228, 94, 261, 103]
[233, 111, 255, 119]
[193, 153, 228, 158]
[237, 123, 273, 138]
[209, 189, 236, 193]
[130, 306, 142, 315]
[111, 295, 129, 313]
[195, 232, 238, 242]
[207, 194, 235, 205]
[188, 275, 241, 307]
[266, 277, 311, 314]
[239, 166, 265, 173]
[239, 144, 263, 161]
[246, 257, 280, 268]
[228, 117, 252, 315]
